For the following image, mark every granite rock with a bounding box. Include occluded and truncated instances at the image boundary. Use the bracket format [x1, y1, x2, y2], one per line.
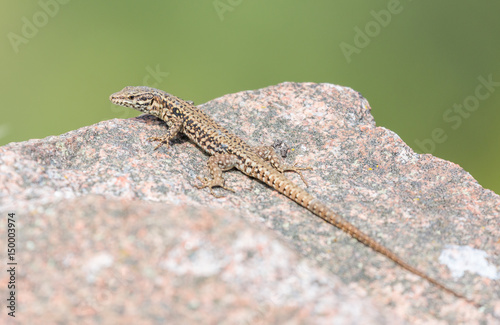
[1, 82, 499, 324]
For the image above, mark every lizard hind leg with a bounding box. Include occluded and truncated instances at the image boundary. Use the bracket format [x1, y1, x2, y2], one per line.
[253, 145, 313, 187]
[195, 153, 239, 197]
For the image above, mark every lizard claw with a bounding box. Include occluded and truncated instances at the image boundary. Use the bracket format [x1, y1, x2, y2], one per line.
[147, 136, 170, 150]
[279, 162, 313, 187]
[195, 176, 235, 198]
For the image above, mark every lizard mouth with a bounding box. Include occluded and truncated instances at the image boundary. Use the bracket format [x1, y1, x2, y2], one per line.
[109, 86, 159, 115]
[109, 93, 128, 106]
[109, 93, 144, 111]
[109, 88, 155, 113]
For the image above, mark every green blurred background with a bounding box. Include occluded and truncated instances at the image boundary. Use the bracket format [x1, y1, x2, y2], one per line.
[2, 1, 499, 194]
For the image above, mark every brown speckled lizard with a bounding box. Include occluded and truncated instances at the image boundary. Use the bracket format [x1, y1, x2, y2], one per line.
[110, 86, 475, 305]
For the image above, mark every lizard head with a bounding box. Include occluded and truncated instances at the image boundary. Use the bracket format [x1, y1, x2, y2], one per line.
[109, 86, 165, 117]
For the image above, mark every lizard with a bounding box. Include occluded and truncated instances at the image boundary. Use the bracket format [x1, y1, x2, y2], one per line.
[110, 86, 475, 305]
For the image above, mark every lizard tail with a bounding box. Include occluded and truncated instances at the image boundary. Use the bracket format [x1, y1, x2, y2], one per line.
[257, 162, 476, 305]
[305, 198, 476, 304]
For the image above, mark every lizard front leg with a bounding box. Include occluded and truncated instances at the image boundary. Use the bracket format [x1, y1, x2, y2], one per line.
[253, 145, 312, 186]
[195, 154, 239, 197]
[148, 118, 183, 150]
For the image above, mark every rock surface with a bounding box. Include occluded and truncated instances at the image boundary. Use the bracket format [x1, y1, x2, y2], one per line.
[1, 82, 499, 324]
